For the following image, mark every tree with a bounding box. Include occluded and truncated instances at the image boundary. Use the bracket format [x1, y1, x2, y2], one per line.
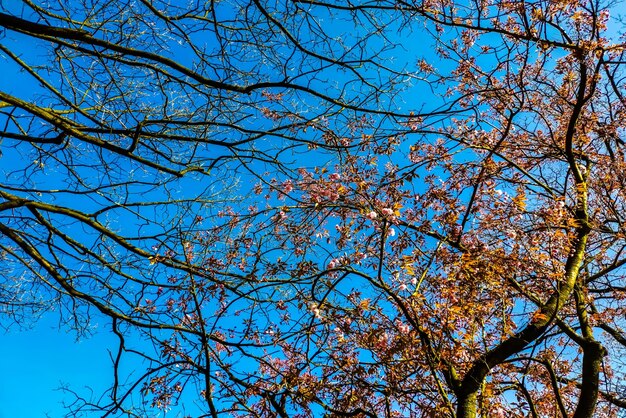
[1, 0, 626, 416]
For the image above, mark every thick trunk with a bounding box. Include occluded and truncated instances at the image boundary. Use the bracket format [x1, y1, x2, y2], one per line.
[452, 211, 589, 417]
[573, 341, 606, 418]
[456, 391, 478, 418]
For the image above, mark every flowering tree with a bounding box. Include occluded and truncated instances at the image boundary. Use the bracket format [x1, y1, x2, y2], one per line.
[1, 0, 626, 417]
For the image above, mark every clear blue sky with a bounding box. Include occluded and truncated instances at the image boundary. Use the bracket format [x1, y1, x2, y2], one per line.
[0, 7, 119, 416]
[0, 315, 116, 418]
[0, 1, 437, 416]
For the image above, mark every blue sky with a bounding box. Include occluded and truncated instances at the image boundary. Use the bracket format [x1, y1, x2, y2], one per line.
[0, 11, 104, 416]
[0, 314, 116, 418]
[3, 1, 434, 414]
[3, 1, 626, 417]
[0, 0, 577, 415]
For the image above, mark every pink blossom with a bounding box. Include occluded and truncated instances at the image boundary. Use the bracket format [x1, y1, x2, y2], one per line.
[273, 210, 287, 221]
[333, 327, 344, 340]
[388, 227, 396, 237]
[397, 322, 410, 334]
[366, 211, 378, 220]
[310, 304, 323, 319]
[282, 180, 294, 194]
[381, 208, 394, 216]
[329, 173, 341, 181]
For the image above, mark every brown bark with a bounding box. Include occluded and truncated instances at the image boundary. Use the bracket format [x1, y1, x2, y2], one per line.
[573, 341, 606, 418]
[456, 391, 478, 418]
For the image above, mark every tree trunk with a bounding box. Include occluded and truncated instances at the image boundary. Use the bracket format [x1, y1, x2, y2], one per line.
[456, 391, 478, 418]
[573, 341, 606, 418]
